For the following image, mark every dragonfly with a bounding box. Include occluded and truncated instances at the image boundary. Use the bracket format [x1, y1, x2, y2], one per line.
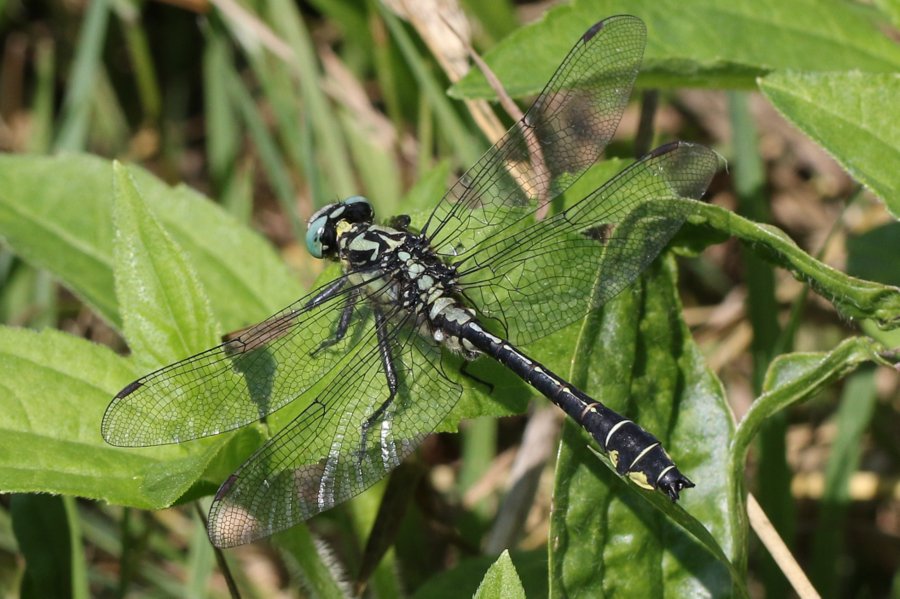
[102, 14, 719, 547]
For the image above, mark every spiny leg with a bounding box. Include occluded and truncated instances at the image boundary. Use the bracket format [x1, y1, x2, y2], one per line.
[358, 308, 399, 464]
[304, 277, 348, 309]
[459, 360, 495, 395]
[219, 278, 348, 348]
[310, 287, 358, 357]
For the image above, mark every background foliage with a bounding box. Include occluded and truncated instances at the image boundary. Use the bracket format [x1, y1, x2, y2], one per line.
[0, 0, 898, 597]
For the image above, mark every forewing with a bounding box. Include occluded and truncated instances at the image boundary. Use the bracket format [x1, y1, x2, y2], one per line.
[101, 275, 371, 447]
[421, 15, 646, 257]
[457, 143, 719, 345]
[207, 310, 461, 547]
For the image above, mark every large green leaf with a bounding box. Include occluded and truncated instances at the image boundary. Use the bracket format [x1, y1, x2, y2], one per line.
[112, 162, 220, 370]
[760, 72, 900, 218]
[452, 0, 900, 98]
[0, 164, 263, 507]
[0, 326, 259, 508]
[549, 257, 739, 597]
[106, 164, 275, 508]
[0, 154, 302, 331]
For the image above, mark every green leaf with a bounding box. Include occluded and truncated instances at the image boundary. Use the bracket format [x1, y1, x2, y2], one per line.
[550, 258, 740, 597]
[0, 159, 119, 326]
[0, 326, 259, 509]
[112, 162, 219, 369]
[0, 154, 302, 332]
[452, 0, 900, 98]
[53, 0, 110, 152]
[412, 550, 547, 599]
[20, 191, 269, 512]
[760, 72, 900, 218]
[474, 551, 526, 599]
[403, 160, 452, 216]
[11, 495, 72, 599]
[731, 337, 895, 489]
[728, 338, 896, 580]
[683, 201, 900, 330]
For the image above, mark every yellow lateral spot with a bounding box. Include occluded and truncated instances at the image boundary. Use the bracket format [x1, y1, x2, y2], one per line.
[336, 220, 352, 238]
[628, 470, 653, 490]
[609, 450, 619, 467]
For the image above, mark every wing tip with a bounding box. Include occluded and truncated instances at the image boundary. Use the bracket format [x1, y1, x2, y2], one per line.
[114, 379, 143, 400]
[208, 476, 266, 548]
[644, 141, 721, 184]
[582, 20, 605, 42]
[646, 140, 689, 158]
[645, 139, 719, 162]
[215, 473, 239, 501]
[583, 14, 646, 43]
[100, 414, 132, 447]
[102, 380, 144, 446]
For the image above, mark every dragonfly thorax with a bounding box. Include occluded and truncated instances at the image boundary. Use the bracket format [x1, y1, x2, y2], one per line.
[337, 220, 479, 359]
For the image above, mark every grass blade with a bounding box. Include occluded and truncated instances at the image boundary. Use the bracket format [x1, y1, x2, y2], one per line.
[55, 0, 111, 152]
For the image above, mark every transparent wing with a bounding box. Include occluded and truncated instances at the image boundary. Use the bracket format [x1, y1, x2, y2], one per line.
[456, 142, 719, 346]
[101, 274, 375, 447]
[420, 15, 646, 257]
[206, 307, 461, 547]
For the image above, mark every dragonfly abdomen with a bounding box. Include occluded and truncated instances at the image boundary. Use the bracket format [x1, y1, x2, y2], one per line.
[448, 319, 694, 501]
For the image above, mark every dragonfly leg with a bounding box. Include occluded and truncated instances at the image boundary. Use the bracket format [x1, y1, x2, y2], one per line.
[358, 308, 399, 463]
[459, 360, 494, 394]
[303, 277, 347, 309]
[311, 289, 358, 357]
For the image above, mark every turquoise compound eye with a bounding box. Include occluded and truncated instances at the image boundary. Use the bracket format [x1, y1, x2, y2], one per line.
[344, 195, 369, 207]
[305, 216, 327, 258]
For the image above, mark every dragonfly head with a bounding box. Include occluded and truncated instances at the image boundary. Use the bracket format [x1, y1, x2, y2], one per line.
[306, 196, 374, 259]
